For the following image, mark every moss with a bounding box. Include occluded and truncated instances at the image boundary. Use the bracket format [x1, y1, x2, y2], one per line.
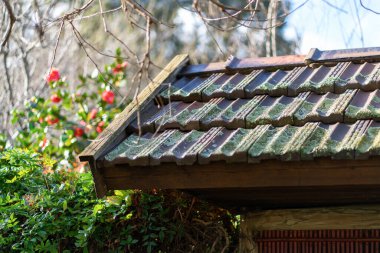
[373, 93, 380, 104]
[248, 128, 277, 157]
[186, 130, 204, 143]
[221, 106, 237, 121]
[160, 87, 180, 99]
[246, 106, 268, 126]
[200, 131, 225, 157]
[267, 103, 288, 120]
[105, 135, 149, 161]
[173, 88, 189, 98]
[220, 129, 247, 156]
[346, 104, 380, 120]
[202, 83, 220, 97]
[294, 101, 314, 120]
[151, 131, 184, 158]
[298, 78, 336, 93]
[298, 81, 314, 91]
[221, 82, 236, 93]
[202, 105, 223, 123]
[256, 82, 275, 92]
[357, 69, 380, 83]
[317, 98, 335, 114]
[300, 127, 327, 157]
[314, 138, 340, 157]
[163, 131, 183, 146]
[345, 105, 361, 119]
[357, 127, 380, 155]
[176, 109, 194, 125]
[356, 107, 379, 119]
[265, 126, 297, 156]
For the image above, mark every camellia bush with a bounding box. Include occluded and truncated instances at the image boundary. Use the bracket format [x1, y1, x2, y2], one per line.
[0, 50, 239, 252]
[11, 49, 127, 170]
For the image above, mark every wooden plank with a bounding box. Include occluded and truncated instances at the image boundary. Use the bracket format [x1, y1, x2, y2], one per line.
[243, 205, 380, 230]
[186, 186, 380, 210]
[100, 157, 380, 189]
[79, 54, 189, 197]
[79, 54, 189, 162]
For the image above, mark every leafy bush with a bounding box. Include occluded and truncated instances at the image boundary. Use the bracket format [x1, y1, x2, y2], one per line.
[0, 149, 238, 252]
[1, 50, 239, 252]
[10, 49, 127, 169]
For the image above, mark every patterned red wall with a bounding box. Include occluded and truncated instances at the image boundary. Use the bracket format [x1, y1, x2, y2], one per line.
[255, 230, 380, 253]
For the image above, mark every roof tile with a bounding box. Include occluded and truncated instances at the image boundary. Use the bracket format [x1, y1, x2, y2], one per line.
[294, 90, 356, 125]
[288, 65, 332, 96]
[104, 50, 380, 167]
[244, 69, 289, 97]
[149, 130, 185, 165]
[345, 90, 380, 122]
[356, 121, 380, 159]
[336, 62, 376, 93]
[246, 92, 308, 127]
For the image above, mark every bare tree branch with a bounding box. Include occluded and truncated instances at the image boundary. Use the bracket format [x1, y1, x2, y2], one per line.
[1, 0, 16, 51]
[360, 0, 380, 15]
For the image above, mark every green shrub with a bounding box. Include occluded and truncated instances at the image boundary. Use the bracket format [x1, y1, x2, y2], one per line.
[0, 149, 238, 252]
[1, 50, 239, 252]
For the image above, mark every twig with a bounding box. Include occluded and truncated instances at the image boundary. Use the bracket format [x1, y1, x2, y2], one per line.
[1, 0, 16, 51]
[360, 0, 380, 15]
[3, 48, 13, 107]
[121, 0, 174, 27]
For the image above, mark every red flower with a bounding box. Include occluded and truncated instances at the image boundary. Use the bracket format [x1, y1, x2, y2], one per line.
[40, 138, 48, 149]
[102, 90, 115, 104]
[89, 108, 98, 119]
[74, 127, 84, 138]
[96, 121, 105, 133]
[50, 94, 61, 103]
[46, 115, 59, 125]
[46, 68, 60, 82]
[112, 62, 128, 74]
[38, 117, 44, 124]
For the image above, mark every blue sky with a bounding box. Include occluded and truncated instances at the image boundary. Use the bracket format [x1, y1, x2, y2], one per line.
[285, 0, 380, 54]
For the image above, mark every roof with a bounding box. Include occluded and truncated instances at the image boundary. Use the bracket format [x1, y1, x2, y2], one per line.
[80, 47, 380, 210]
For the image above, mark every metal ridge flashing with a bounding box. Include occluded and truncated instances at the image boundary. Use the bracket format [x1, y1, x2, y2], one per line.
[305, 47, 380, 65]
[179, 54, 306, 76]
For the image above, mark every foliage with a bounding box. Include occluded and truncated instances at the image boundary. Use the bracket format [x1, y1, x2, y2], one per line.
[0, 149, 238, 252]
[10, 49, 127, 169]
[1, 50, 239, 252]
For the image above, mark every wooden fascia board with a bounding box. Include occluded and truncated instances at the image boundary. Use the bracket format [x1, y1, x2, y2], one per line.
[99, 157, 380, 190]
[243, 205, 380, 230]
[79, 54, 189, 197]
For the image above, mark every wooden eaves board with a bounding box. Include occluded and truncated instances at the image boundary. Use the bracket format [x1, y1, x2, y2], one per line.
[79, 54, 190, 197]
[97, 157, 380, 209]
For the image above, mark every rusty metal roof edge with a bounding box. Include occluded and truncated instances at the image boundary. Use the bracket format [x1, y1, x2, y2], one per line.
[305, 47, 380, 65]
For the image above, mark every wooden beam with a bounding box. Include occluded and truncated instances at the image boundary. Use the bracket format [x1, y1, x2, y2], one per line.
[186, 186, 380, 210]
[79, 54, 189, 197]
[243, 205, 380, 230]
[100, 157, 380, 189]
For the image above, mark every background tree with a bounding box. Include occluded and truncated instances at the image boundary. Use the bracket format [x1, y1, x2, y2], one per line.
[0, 0, 297, 141]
